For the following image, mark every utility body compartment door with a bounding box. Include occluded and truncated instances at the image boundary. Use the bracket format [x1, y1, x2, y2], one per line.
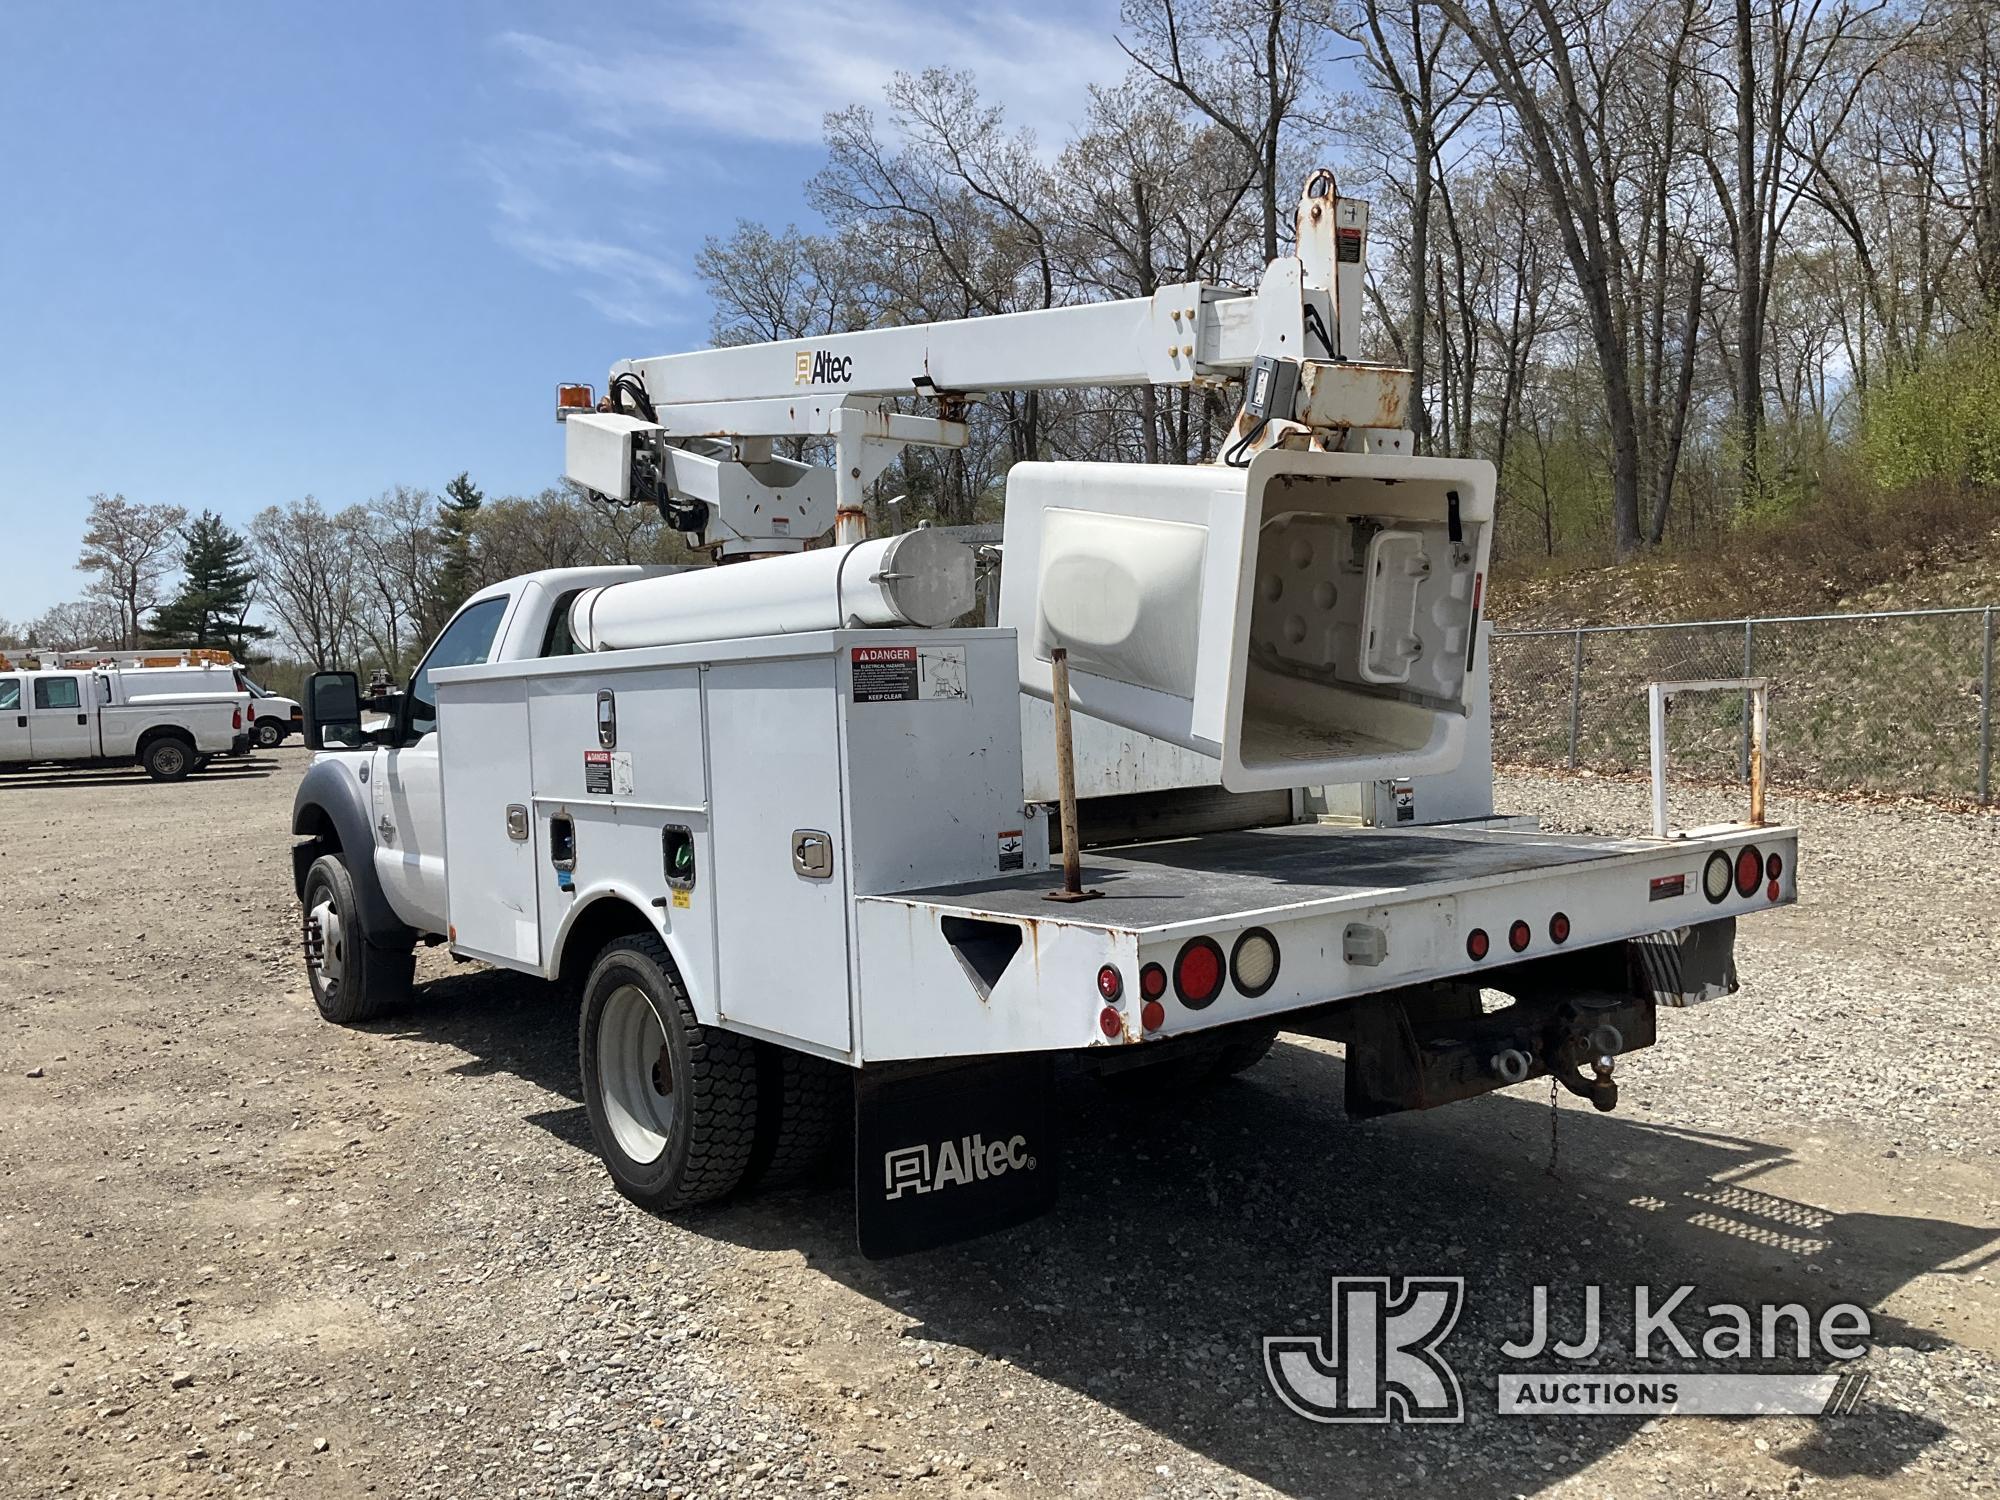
[438, 678, 541, 967]
[706, 656, 852, 1053]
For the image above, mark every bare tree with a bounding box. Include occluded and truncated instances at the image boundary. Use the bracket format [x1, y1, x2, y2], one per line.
[249, 498, 362, 669]
[75, 493, 189, 647]
[1119, 0, 1332, 263]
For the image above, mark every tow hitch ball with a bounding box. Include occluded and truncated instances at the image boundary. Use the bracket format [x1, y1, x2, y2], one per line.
[1491, 1022, 1624, 1112]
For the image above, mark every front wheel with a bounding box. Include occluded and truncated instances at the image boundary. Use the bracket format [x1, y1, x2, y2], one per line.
[253, 719, 286, 749]
[580, 935, 759, 1211]
[301, 853, 414, 1023]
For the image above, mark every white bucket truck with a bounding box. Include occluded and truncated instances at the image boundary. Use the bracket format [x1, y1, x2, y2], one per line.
[291, 175, 1794, 1255]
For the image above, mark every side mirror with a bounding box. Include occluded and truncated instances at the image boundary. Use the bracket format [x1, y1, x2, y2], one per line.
[304, 671, 365, 750]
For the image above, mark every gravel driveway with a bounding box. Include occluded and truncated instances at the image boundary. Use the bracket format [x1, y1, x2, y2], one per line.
[1, 756, 1995, 1497]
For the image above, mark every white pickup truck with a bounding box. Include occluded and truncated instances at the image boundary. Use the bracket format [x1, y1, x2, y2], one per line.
[0, 665, 250, 780]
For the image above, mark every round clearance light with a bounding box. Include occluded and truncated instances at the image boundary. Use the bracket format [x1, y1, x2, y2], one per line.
[1549, 912, 1571, 945]
[1174, 937, 1226, 1010]
[1508, 919, 1532, 954]
[1768, 879, 1781, 901]
[1766, 851, 1784, 881]
[1139, 962, 1168, 1001]
[1229, 928, 1281, 998]
[1703, 850, 1733, 904]
[1734, 845, 1764, 899]
[1098, 1005, 1122, 1040]
[1466, 928, 1490, 962]
[1140, 999, 1166, 1033]
[1097, 965, 1123, 1001]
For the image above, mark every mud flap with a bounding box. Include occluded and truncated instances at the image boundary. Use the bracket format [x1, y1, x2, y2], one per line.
[1630, 917, 1739, 1006]
[854, 1056, 1058, 1259]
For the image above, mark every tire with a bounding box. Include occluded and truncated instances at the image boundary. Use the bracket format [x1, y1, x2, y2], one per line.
[253, 719, 285, 749]
[301, 853, 414, 1024]
[579, 934, 759, 1211]
[746, 1042, 844, 1188]
[141, 736, 195, 782]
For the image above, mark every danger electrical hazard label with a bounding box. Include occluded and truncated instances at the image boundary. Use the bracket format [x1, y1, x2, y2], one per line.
[851, 645, 969, 704]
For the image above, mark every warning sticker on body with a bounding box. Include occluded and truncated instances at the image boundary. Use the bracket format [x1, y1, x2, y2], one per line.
[997, 829, 1024, 871]
[852, 645, 969, 704]
[584, 749, 635, 795]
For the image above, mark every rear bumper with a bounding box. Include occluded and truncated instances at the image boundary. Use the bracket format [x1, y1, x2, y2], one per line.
[854, 822, 1797, 1062]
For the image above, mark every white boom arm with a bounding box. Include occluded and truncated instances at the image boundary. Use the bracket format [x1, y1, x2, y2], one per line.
[563, 172, 1409, 557]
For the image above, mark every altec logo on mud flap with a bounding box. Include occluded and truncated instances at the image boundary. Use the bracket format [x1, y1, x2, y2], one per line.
[795, 350, 854, 385]
[883, 1136, 1036, 1199]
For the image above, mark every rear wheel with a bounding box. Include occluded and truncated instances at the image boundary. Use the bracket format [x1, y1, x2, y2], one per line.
[579, 935, 759, 1211]
[253, 719, 285, 749]
[141, 736, 194, 782]
[301, 853, 414, 1023]
[746, 1043, 844, 1188]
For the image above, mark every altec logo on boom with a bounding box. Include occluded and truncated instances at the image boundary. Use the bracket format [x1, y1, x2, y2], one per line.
[795, 350, 854, 385]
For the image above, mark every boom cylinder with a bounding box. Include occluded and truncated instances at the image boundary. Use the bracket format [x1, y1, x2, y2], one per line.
[568, 529, 976, 652]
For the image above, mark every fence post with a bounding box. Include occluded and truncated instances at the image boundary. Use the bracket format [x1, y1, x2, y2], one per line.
[1739, 620, 1756, 783]
[1567, 628, 1583, 769]
[1981, 607, 1994, 806]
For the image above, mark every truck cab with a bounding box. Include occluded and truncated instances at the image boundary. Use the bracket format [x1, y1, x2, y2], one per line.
[291, 566, 671, 937]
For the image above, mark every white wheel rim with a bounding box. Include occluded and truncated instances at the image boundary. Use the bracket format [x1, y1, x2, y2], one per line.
[258, 724, 280, 746]
[598, 983, 676, 1166]
[307, 898, 344, 985]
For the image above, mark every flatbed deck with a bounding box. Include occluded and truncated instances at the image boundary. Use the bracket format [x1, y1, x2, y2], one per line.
[872, 822, 1667, 931]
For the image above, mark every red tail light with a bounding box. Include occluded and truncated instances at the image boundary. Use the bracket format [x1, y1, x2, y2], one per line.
[1140, 999, 1166, 1032]
[1549, 912, 1570, 944]
[1098, 1005, 1122, 1040]
[233, 707, 242, 729]
[1765, 852, 1783, 881]
[1466, 928, 1490, 962]
[1734, 845, 1763, 898]
[1508, 920, 1531, 953]
[1139, 963, 1167, 1001]
[1173, 937, 1225, 1009]
[1096, 965, 1123, 1001]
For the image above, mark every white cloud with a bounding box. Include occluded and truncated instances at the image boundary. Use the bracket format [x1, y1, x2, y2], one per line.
[480, 0, 1127, 327]
[495, 0, 1129, 147]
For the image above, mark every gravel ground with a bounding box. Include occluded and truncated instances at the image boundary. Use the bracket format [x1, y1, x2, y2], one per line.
[2, 753, 1996, 1499]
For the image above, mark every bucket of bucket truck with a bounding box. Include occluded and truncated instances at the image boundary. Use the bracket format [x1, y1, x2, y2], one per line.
[997, 449, 1495, 794]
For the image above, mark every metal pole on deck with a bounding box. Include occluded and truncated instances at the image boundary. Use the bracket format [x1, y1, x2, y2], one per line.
[1045, 649, 1101, 903]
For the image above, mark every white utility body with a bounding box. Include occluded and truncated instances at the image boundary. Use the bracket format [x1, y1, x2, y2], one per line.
[292, 173, 1796, 1256]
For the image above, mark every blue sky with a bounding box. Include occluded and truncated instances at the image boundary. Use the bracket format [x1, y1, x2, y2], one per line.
[0, 0, 1128, 618]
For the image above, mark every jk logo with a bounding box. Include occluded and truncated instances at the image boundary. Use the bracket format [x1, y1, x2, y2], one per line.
[1264, 1277, 1465, 1423]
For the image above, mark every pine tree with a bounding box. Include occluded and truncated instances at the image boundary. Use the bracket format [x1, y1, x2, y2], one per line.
[146, 511, 271, 657]
[432, 471, 484, 634]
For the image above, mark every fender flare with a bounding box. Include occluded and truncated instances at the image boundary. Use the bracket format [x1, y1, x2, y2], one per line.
[549, 885, 713, 1023]
[291, 757, 417, 948]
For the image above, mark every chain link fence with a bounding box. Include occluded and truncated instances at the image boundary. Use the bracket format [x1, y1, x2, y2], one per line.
[1491, 607, 1999, 804]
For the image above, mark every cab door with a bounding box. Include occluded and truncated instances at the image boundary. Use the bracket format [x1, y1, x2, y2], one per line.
[27, 674, 95, 759]
[0, 677, 27, 761]
[373, 594, 511, 934]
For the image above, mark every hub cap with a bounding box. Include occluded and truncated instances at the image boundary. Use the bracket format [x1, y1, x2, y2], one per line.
[598, 983, 676, 1166]
[154, 744, 186, 775]
[306, 898, 343, 985]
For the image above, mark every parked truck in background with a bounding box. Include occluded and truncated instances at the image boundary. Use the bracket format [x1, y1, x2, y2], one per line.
[288, 174, 1796, 1256]
[45, 649, 304, 748]
[0, 660, 249, 780]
